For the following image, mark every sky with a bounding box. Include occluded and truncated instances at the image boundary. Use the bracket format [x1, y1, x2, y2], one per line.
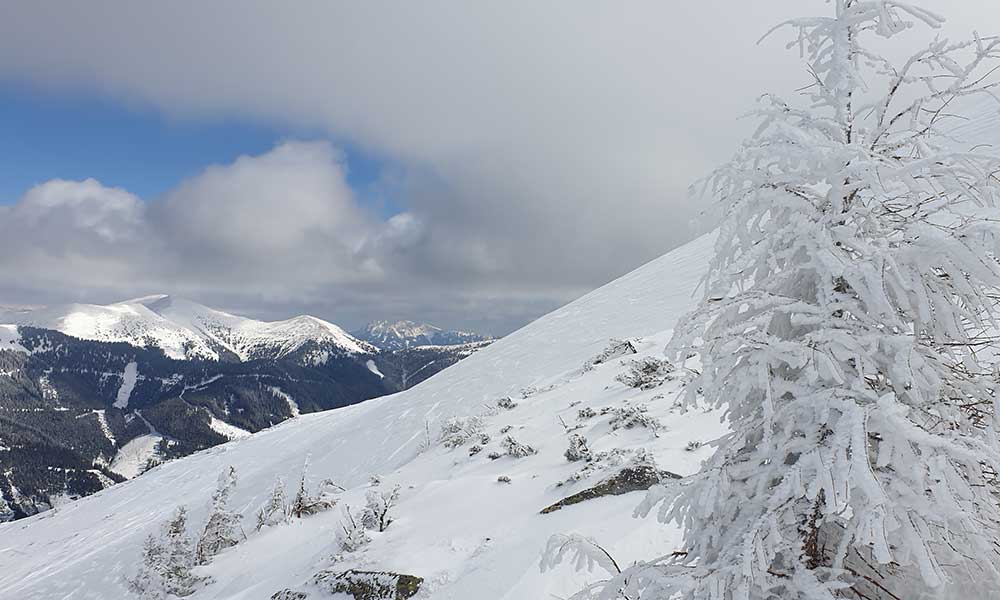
[1, 1, 997, 335]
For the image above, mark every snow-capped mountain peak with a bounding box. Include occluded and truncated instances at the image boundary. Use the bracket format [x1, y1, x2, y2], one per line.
[354, 319, 491, 351]
[0, 295, 375, 362]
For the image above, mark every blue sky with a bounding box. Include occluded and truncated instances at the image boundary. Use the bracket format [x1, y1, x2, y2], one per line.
[0, 82, 392, 212]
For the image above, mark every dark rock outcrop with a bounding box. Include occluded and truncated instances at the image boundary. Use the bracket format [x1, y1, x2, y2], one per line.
[271, 590, 309, 600]
[540, 465, 681, 514]
[312, 569, 423, 600]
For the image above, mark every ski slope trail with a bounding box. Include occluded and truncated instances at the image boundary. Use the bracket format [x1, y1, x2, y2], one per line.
[0, 233, 718, 599]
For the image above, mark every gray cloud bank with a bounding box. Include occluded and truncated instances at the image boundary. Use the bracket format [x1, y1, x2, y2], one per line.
[1, 1, 995, 333]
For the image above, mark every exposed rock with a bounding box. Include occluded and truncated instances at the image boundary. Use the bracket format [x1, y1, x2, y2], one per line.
[540, 465, 681, 514]
[271, 590, 309, 600]
[312, 569, 423, 600]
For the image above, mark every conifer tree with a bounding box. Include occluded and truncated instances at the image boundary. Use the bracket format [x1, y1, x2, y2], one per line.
[196, 466, 243, 565]
[129, 507, 205, 598]
[553, 2, 1000, 598]
[255, 475, 289, 532]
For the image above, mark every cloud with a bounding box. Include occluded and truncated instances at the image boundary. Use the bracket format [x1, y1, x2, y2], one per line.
[0, 142, 585, 332]
[0, 143, 373, 300]
[1, 1, 997, 332]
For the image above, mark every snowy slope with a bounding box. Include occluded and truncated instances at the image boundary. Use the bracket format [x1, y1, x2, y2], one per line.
[0, 233, 719, 600]
[0, 295, 374, 362]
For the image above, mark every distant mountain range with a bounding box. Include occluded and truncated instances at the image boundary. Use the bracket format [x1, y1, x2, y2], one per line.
[0, 297, 494, 521]
[0, 294, 376, 362]
[353, 319, 493, 351]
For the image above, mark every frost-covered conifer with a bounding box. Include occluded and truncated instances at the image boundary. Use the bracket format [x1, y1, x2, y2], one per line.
[195, 466, 243, 565]
[554, 2, 1000, 599]
[129, 507, 205, 598]
[255, 475, 289, 532]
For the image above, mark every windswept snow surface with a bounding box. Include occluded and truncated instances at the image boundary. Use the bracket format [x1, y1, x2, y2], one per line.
[0, 234, 720, 600]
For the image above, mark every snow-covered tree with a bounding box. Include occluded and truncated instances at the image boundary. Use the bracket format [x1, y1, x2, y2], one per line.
[564, 433, 592, 462]
[501, 435, 537, 458]
[129, 507, 206, 598]
[290, 456, 335, 518]
[196, 466, 244, 565]
[255, 475, 289, 532]
[361, 484, 401, 532]
[336, 505, 372, 554]
[553, 2, 1000, 599]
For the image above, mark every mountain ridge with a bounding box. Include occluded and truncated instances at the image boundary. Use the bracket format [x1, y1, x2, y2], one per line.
[0, 295, 377, 362]
[353, 319, 492, 351]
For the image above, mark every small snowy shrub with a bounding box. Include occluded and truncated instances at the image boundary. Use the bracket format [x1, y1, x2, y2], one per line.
[608, 404, 661, 432]
[440, 416, 486, 449]
[497, 475, 512, 484]
[290, 457, 336, 518]
[361, 485, 400, 532]
[501, 435, 537, 458]
[564, 434, 592, 462]
[587, 338, 639, 369]
[558, 447, 650, 487]
[684, 440, 702, 452]
[499, 425, 512, 434]
[576, 407, 596, 420]
[335, 506, 371, 554]
[615, 356, 674, 390]
[468, 444, 483, 456]
[496, 396, 518, 411]
[487, 451, 502, 461]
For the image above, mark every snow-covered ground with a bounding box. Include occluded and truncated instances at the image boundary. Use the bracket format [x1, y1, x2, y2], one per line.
[110, 434, 163, 480]
[0, 233, 720, 599]
[0, 324, 27, 353]
[113, 361, 139, 409]
[209, 417, 252, 441]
